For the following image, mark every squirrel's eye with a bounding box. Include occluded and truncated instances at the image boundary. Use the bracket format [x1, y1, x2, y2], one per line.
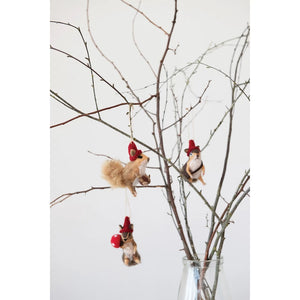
[137, 155, 142, 159]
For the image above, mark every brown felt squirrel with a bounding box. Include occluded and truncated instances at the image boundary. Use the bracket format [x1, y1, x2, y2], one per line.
[111, 216, 141, 267]
[181, 140, 206, 185]
[101, 142, 150, 196]
[119, 218, 141, 266]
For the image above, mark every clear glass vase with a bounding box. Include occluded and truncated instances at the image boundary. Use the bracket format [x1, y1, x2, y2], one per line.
[177, 256, 231, 300]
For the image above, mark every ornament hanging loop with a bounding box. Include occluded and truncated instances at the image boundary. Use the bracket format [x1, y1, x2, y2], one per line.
[124, 189, 132, 218]
[129, 103, 134, 142]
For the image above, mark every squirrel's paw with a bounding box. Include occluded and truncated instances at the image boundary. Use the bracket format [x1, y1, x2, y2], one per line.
[138, 174, 151, 186]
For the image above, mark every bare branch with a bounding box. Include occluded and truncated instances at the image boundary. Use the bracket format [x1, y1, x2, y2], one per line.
[121, 0, 169, 36]
[51, 20, 100, 119]
[51, 3, 250, 271]
[200, 62, 250, 101]
[154, 0, 194, 260]
[229, 26, 250, 90]
[203, 172, 249, 262]
[87, 150, 160, 170]
[86, 0, 140, 102]
[232, 170, 250, 202]
[51, 185, 167, 207]
[87, 151, 119, 161]
[51, 91, 178, 173]
[118, 34, 247, 98]
[162, 80, 211, 131]
[204, 203, 231, 262]
[50, 94, 155, 129]
[208, 187, 250, 260]
[207, 29, 250, 244]
[201, 79, 249, 151]
[50, 45, 129, 104]
[131, 1, 157, 78]
[178, 176, 199, 259]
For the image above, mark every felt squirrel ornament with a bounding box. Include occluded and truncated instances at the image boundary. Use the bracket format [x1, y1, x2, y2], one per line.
[110, 216, 141, 267]
[182, 140, 206, 185]
[102, 142, 151, 196]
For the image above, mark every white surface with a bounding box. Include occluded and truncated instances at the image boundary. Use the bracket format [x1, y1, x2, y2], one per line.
[50, 1, 249, 299]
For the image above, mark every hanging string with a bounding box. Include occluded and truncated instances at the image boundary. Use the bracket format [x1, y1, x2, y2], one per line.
[129, 104, 134, 142]
[187, 104, 195, 141]
[124, 189, 132, 218]
[191, 109, 195, 139]
[124, 104, 134, 219]
[126, 104, 134, 218]
[187, 105, 191, 141]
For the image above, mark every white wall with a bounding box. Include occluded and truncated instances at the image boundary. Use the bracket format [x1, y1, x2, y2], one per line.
[50, 1, 249, 299]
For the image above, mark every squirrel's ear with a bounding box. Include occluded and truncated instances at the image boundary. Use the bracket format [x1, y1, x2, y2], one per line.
[184, 148, 188, 153]
[119, 225, 123, 229]
[130, 224, 134, 230]
[130, 149, 136, 157]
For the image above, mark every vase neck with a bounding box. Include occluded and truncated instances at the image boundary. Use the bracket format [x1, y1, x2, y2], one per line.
[182, 257, 223, 268]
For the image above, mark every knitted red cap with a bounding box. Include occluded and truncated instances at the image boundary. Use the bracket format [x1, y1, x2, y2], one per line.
[111, 234, 121, 248]
[128, 141, 142, 161]
[186, 140, 200, 156]
[119, 216, 133, 233]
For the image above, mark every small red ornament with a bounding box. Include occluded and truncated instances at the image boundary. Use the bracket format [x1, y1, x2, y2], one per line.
[111, 234, 121, 248]
[128, 141, 142, 161]
[186, 139, 200, 156]
[119, 216, 133, 233]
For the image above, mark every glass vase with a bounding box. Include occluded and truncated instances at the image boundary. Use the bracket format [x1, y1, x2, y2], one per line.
[177, 256, 231, 300]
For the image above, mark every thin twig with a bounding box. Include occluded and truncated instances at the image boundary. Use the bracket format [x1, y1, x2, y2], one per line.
[131, 1, 157, 78]
[51, 91, 187, 182]
[200, 62, 250, 101]
[201, 80, 249, 151]
[86, 0, 145, 105]
[154, 0, 193, 260]
[229, 26, 250, 90]
[161, 65, 169, 127]
[178, 176, 199, 259]
[51, 185, 167, 207]
[119, 34, 246, 97]
[50, 94, 155, 129]
[87, 151, 118, 161]
[50, 20, 101, 119]
[87, 150, 160, 170]
[162, 80, 211, 131]
[120, 0, 169, 36]
[50, 45, 129, 104]
[207, 29, 249, 244]
[208, 187, 250, 260]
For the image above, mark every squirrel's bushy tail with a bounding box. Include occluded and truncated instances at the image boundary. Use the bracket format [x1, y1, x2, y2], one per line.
[102, 160, 125, 187]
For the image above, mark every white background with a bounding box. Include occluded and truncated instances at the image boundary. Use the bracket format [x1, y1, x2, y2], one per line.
[1, 1, 300, 300]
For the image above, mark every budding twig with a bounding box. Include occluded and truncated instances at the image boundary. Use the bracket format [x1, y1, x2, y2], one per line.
[51, 185, 167, 207]
[120, 0, 169, 36]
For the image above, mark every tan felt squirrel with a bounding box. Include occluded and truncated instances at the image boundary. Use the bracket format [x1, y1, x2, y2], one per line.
[101, 142, 150, 196]
[182, 140, 206, 185]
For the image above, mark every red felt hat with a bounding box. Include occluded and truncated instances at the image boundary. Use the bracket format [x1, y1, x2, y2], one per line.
[111, 234, 121, 248]
[119, 216, 133, 233]
[186, 139, 200, 156]
[128, 141, 142, 161]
